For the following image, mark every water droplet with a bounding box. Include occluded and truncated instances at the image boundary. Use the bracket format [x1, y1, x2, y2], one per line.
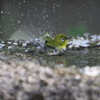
[23, 0, 25, 3]
[8, 12, 10, 14]
[1, 11, 3, 13]
[2, 17, 4, 19]
[43, 16, 45, 19]
[46, 21, 48, 23]
[21, 14, 24, 16]
[21, 25, 24, 27]
[83, 4, 86, 6]
[12, 23, 15, 25]
[9, 4, 11, 6]
[53, 7, 55, 9]
[11, 19, 14, 22]
[35, 9, 37, 11]
[28, 10, 30, 13]
[43, 10, 46, 13]
[46, 15, 48, 17]
[18, 21, 21, 23]
[19, 2, 21, 5]
[27, 14, 30, 18]
[78, 12, 80, 14]
[84, 21, 86, 23]
[56, 4, 59, 7]
[18, 30, 21, 33]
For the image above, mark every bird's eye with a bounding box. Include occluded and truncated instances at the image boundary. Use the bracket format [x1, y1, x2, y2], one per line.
[61, 38, 65, 41]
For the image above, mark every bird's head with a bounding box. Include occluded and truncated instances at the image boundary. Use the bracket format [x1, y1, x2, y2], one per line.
[54, 34, 71, 50]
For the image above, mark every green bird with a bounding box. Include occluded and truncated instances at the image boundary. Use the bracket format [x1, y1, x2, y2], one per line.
[43, 33, 71, 55]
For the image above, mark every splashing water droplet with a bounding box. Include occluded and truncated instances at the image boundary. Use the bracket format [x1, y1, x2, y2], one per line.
[18, 21, 21, 23]
[1, 11, 3, 13]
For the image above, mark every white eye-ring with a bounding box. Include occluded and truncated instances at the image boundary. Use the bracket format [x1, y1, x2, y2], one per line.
[61, 38, 65, 41]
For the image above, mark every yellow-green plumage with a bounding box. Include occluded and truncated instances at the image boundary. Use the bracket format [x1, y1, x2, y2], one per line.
[44, 33, 70, 51]
[42, 33, 71, 55]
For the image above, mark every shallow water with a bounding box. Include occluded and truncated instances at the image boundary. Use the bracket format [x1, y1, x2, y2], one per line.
[0, 44, 100, 67]
[38, 48, 100, 67]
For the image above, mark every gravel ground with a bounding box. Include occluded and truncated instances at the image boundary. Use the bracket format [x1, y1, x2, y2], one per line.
[0, 54, 100, 100]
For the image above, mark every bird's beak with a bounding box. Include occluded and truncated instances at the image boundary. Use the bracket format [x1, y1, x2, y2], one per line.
[66, 36, 72, 39]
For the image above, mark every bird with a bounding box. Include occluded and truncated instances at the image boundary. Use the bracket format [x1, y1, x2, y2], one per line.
[43, 33, 71, 55]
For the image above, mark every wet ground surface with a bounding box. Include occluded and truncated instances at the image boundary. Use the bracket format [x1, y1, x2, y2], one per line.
[42, 48, 100, 67]
[0, 46, 100, 67]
